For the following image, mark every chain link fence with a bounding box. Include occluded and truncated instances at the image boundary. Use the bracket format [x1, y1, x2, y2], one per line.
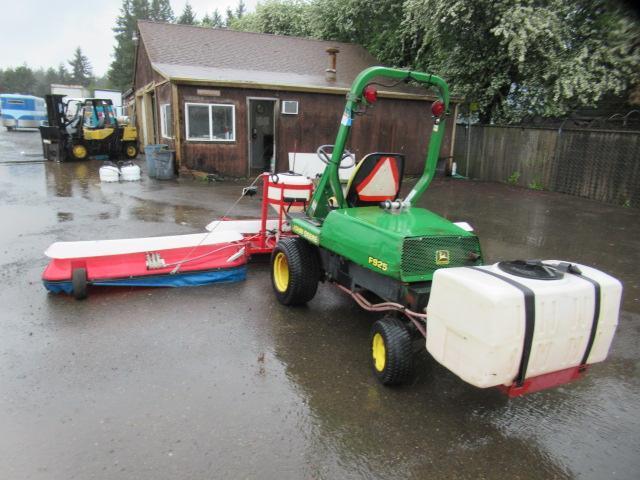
[453, 123, 640, 208]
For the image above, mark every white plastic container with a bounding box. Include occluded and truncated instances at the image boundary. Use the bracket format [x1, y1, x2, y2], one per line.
[99, 164, 120, 182]
[426, 261, 622, 388]
[267, 172, 313, 215]
[120, 163, 141, 181]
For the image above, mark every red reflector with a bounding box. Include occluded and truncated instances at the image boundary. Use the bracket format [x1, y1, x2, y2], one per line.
[363, 86, 378, 104]
[431, 100, 445, 117]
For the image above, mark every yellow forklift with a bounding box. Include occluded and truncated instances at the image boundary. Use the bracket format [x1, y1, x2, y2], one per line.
[39, 95, 138, 162]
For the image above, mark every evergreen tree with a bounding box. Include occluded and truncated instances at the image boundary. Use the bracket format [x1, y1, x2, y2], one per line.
[149, 0, 174, 22]
[201, 9, 224, 28]
[56, 63, 70, 84]
[0, 65, 36, 94]
[225, 7, 235, 26]
[68, 47, 93, 86]
[178, 2, 197, 25]
[235, 0, 246, 18]
[108, 0, 151, 91]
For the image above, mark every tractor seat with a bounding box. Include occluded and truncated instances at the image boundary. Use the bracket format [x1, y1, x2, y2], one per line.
[345, 153, 405, 207]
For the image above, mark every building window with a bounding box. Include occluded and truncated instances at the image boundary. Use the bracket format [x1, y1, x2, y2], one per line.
[160, 104, 173, 139]
[185, 102, 235, 142]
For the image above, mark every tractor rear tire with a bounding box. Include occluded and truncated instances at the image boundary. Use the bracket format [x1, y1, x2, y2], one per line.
[271, 237, 320, 306]
[72, 268, 88, 300]
[370, 316, 413, 385]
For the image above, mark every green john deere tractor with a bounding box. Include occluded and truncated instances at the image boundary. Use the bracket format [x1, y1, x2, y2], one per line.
[270, 66, 483, 385]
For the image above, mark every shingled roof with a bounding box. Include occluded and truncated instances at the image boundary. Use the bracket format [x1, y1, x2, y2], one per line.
[136, 21, 427, 97]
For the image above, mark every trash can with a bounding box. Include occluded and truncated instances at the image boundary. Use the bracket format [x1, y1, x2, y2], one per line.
[144, 144, 166, 178]
[155, 149, 176, 180]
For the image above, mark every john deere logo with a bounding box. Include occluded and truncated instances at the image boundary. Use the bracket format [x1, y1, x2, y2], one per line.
[436, 250, 450, 265]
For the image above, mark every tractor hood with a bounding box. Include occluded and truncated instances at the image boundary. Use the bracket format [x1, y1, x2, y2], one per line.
[319, 207, 482, 282]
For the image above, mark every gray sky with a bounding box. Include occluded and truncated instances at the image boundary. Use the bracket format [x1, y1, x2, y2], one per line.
[1, 0, 258, 76]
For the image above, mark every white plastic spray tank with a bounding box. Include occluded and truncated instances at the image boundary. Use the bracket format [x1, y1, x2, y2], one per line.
[425, 260, 622, 389]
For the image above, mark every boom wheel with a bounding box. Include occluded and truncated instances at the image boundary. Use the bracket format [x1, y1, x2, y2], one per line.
[72, 268, 88, 300]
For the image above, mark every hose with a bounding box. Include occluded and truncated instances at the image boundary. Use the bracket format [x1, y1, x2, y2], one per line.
[333, 283, 427, 337]
[170, 174, 263, 274]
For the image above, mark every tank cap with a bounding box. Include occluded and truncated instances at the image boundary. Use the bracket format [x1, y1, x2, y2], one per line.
[497, 260, 564, 280]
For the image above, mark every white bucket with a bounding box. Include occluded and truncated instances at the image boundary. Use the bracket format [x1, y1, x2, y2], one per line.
[99, 165, 120, 182]
[121, 163, 141, 181]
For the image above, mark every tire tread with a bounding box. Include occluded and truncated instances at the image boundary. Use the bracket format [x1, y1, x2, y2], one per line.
[371, 316, 413, 385]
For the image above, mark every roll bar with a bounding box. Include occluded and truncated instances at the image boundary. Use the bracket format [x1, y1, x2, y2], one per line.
[307, 66, 449, 219]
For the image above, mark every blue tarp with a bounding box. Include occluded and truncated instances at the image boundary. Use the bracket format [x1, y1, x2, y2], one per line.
[43, 266, 247, 295]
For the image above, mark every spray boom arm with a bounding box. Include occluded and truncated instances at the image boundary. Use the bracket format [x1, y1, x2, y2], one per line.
[307, 66, 450, 219]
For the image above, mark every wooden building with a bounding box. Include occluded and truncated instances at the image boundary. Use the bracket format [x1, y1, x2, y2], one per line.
[133, 21, 459, 177]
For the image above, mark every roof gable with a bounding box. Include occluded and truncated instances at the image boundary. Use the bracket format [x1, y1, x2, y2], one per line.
[137, 21, 381, 90]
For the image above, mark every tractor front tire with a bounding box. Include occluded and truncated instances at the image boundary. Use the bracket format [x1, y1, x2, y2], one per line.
[271, 237, 320, 306]
[370, 316, 413, 385]
[72, 268, 88, 300]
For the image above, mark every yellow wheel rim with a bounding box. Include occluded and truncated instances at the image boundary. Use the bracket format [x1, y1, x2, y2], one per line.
[372, 333, 386, 372]
[126, 145, 137, 157]
[273, 252, 289, 293]
[72, 145, 87, 159]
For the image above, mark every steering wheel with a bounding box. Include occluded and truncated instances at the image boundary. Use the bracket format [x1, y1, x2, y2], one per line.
[317, 145, 355, 169]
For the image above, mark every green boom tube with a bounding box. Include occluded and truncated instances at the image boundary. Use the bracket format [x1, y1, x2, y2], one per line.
[307, 66, 450, 220]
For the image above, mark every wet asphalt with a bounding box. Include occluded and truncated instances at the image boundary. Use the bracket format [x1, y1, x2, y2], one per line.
[0, 128, 639, 480]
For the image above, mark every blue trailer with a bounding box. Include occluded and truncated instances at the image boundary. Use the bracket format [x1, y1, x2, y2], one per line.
[0, 94, 47, 130]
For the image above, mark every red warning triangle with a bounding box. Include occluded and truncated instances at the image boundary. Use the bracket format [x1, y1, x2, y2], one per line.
[355, 156, 400, 202]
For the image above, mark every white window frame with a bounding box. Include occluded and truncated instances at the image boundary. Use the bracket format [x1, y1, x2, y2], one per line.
[281, 100, 299, 115]
[160, 103, 173, 139]
[185, 102, 236, 142]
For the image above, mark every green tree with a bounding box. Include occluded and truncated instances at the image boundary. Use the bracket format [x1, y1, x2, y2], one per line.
[231, 0, 313, 36]
[401, 0, 640, 122]
[109, 0, 151, 91]
[0, 65, 36, 94]
[149, 0, 174, 21]
[225, 6, 235, 26]
[56, 63, 70, 84]
[235, 0, 247, 18]
[201, 9, 224, 28]
[178, 2, 197, 24]
[68, 47, 93, 86]
[308, 0, 404, 64]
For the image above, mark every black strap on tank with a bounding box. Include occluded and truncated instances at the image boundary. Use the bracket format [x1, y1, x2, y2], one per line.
[469, 267, 535, 386]
[552, 263, 602, 367]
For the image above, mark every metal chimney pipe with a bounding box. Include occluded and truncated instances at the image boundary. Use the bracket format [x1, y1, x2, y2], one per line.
[325, 47, 339, 82]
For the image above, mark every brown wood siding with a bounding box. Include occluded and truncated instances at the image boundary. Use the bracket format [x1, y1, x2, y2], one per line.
[134, 39, 164, 90]
[176, 84, 455, 177]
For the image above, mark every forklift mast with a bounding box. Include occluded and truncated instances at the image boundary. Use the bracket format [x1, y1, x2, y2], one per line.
[43, 94, 69, 129]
